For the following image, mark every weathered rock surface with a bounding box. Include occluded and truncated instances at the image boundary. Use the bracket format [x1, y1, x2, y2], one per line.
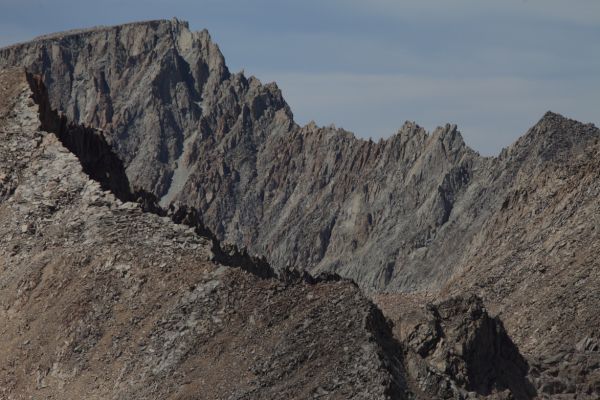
[439, 112, 600, 398]
[1, 19, 600, 398]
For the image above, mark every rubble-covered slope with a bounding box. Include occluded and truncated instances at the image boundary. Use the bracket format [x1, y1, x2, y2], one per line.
[0, 67, 407, 400]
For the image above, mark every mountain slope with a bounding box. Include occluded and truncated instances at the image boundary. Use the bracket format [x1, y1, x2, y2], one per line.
[1, 65, 541, 400]
[378, 112, 600, 397]
[2, 20, 600, 398]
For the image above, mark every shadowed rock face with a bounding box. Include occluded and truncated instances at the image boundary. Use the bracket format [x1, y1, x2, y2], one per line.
[2, 20, 600, 398]
[402, 296, 536, 399]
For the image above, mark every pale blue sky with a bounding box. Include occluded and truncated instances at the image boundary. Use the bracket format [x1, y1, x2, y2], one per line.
[1, 0, 599, 154]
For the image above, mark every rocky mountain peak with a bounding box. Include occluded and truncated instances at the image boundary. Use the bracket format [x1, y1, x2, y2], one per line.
[431, 123, 466, 152]
[3, 19, 596, 295]
[499, 110, 599, 167]
[525, 111, 596, 143]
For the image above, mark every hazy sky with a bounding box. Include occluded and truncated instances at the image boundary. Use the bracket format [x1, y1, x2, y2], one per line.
[1, 0, 599, 155]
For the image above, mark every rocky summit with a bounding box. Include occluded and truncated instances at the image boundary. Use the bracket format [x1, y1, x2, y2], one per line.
[0, 19, 599, 399]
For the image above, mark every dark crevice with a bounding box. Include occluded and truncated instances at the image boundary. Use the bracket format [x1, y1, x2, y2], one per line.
[278, 267, 349, 286]
[317, 216, 336, 259]
[27, 73, 134, 202]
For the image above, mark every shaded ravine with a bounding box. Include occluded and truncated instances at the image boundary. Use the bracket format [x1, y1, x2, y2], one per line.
[159, 129, 200, 208]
